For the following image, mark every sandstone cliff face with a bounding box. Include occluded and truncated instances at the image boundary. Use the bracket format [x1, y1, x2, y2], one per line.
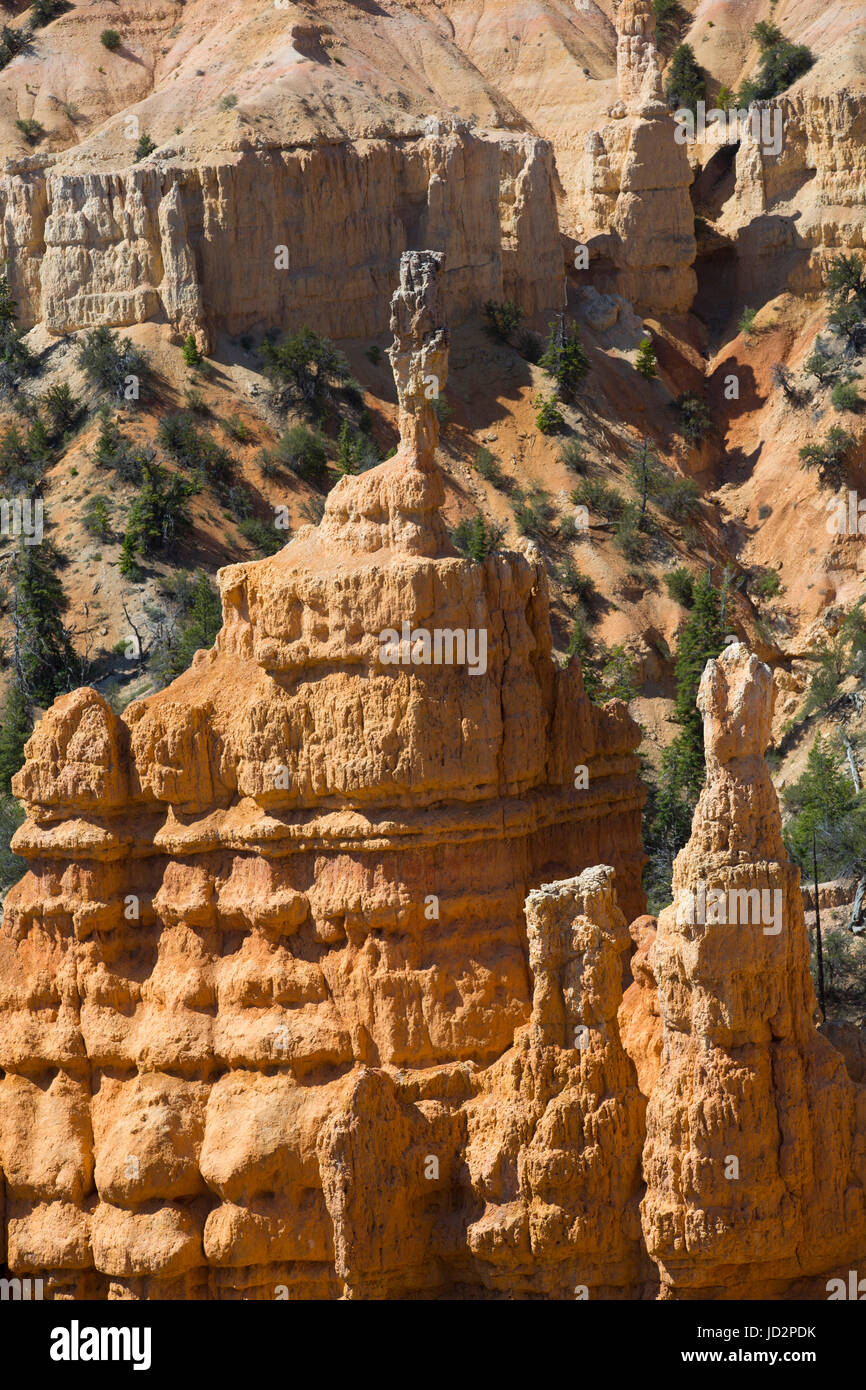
[641, 643, 866, 1299]
[0, 129, 561, 345]
[577, 0, 696, 317]
[718, 89, 866, 304]
[0, 251, 646, 1298]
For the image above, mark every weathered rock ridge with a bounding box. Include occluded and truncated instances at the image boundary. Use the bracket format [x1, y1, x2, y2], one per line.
[718, 89, 866, 304]
[0, 251, 646, 1298]
[0, 129, 561, 346]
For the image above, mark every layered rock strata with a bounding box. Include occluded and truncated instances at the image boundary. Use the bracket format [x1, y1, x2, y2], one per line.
[579, 0, 696, 316]
[0, 250, 646, 1299]
[718, 90, 866, 304]
[0, 128, 561, 346]
[641, 643, 866, 1299]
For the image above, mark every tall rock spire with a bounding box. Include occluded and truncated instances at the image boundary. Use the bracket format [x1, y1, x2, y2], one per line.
[317, 249, 450, 557]
[616, 0, 662, 107]
[641, 643, 866, 1297]
[387, 249, 449, 467]
[578, 0, 696, 316]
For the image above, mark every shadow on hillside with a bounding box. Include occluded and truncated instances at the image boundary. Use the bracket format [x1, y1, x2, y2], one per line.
[708, 359, 763, 421]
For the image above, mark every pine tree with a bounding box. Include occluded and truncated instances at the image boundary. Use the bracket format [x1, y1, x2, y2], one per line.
[644, 574, 726, 908]
[629, 436, 657, 517]
[0, 264, 36, 391]
[783, 736, 857, 872]
[0, 266, 19, 330]
[182, 333, 202, 367]
[600, 645, 639, 702]
[670, 573, 726, 798]
[41, 381, 80, 440]
[336, 420, 360, 476]
[119, 532, 141, 580]
[10, 541, 76, 708]
[539, 323, 590, 403]
[0, 682, 31, 795]
[566, 616, 601, 701]
[166, 571, 223, 677]
[635, 337, 657, 380]
[664, 43, 706, 112]
[123, 460, 199, 560]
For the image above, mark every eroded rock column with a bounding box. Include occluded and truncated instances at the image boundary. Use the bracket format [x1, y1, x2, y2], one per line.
[642, 643, 866, 1298]
[464, 867, 649, 1298]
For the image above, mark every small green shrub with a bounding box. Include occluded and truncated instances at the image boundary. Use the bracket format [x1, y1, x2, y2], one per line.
[599, 644, 640, 702]
[0, 26, 27, 72]
[83, 495, 112, 540]
[15, 119, 44, 145]
[674, 392, 712, 445]
[652, 0, 688, 48]
[239, 516, 285, 555]
[753, 568, 782, 600]
[805, 339, 839, 384]
[556, 560, 596, 605]
[483, 300, 524, 344]
[664, 566, 694, 608]
[799, 426, 856, 489]
[222, 413, 250, 443]
[335, 420, 378, 476]
[751, 21, 784, 50]
[41, 381, 81, 440]
[513, 487, 555, 540]
[516, 328, 543, 364]
[91, 407, 141, 480]
[271, 425, 328, 483]
[431, 395, 452, 425]
[557, 512, 586, 543]
[30, 0, 71, 26]
[450, 513, 504, 561]
[737, 30, 814, 104]
[100, 28, 121, 50]
[560, 436, 589, 473]
[77, 326, 149, 400]
[571, 477, 625, 521]
[536, 396, 565, 435]
[613, 502, 650, 562]
[158, 412, 235, 492]
[657, 473, 701, 520]
[133, 133, 157, 161]
[831, 380, 861, 413]
[473, 446, 505, 487]
[259, 328, 350, 407]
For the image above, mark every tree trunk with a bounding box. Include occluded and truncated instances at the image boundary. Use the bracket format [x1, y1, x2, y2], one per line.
[842, 733, 862, 792]
[813, 829, 826, 1019]
[848, 876, 866, 934]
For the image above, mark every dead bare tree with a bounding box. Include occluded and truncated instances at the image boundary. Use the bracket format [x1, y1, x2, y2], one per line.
[120, 596, 147, 671]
